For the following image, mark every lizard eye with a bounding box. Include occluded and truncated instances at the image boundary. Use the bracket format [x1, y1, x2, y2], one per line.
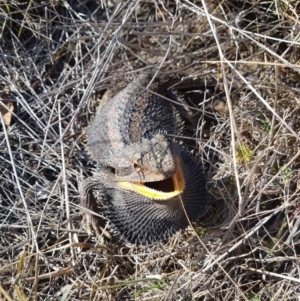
[132, 161, 141, 172]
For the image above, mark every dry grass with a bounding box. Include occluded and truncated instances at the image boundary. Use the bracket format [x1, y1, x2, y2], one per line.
[1, 0, 300, 300]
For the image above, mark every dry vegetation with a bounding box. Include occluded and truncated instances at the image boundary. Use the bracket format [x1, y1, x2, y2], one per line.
[1, 0, 300, 300]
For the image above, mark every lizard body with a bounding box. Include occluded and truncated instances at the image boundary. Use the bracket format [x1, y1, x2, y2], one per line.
[81, 74, 208, 244]
[87, 75, 184, 163]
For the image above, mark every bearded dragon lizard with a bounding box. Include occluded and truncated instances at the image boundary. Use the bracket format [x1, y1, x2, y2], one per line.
[80, 74, 208, 244]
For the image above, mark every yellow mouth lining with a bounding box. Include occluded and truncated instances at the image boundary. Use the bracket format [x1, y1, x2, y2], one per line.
[117, 158, 185, 200]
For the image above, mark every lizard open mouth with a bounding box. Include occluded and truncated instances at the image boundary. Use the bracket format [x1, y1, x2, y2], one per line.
[117, 157, 185, 200]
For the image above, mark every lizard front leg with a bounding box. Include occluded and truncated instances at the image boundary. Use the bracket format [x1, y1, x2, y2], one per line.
[79, 177, 109, 238]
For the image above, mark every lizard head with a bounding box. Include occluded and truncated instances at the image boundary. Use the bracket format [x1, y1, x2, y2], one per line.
[105, 134, 185, 200]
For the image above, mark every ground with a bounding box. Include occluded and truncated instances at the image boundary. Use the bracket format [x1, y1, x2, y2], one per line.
[0, 0, 300, 300]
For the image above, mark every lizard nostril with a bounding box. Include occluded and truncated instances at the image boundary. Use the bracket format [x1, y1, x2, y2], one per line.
[133, 161, 141, 172]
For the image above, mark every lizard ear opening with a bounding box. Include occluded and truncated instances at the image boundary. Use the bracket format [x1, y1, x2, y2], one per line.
[107, 166, 116, 175]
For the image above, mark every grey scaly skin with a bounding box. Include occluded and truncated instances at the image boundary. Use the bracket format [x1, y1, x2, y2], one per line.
[87, 75, 185, 163]
[80, 75, 208, 244]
